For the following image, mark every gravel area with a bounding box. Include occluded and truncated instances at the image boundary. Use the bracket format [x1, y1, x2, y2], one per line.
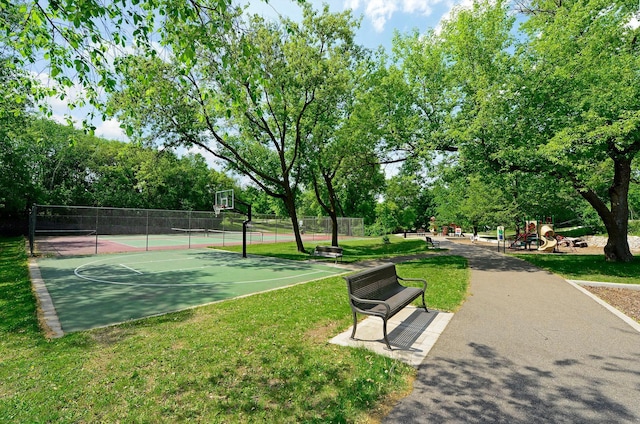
[582, 286, 640, 324]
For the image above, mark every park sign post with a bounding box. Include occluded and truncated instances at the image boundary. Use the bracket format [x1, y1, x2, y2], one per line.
[497, 226, 505, 253]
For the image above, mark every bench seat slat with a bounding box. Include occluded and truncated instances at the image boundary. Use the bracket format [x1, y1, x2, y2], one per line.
[355, 287, 423, 316]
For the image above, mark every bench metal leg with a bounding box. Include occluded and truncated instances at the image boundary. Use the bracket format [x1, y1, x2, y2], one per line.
[422, 292, 429, 313]
[382, 318, 392, 350]
[350, 311, 358, 339]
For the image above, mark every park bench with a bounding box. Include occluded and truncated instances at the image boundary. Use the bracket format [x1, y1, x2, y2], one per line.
[344, 263, 429, 350]
[313, 245, 343, 263]
[425, 236, 440, 248]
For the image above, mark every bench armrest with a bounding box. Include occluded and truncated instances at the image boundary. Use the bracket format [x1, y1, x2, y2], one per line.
[397, 277, 427, 292]
[348, 295, 391, 315]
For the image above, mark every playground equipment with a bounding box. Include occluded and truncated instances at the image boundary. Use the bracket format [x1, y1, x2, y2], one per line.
[538, 224, 557, 252]
[510, 221, 538, 250]
[509, 218, 558, 253]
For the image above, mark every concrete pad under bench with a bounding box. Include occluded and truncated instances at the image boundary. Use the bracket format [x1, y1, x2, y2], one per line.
[330, 306, 453, 367]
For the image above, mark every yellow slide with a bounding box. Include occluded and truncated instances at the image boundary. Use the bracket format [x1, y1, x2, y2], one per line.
[538, 225, 557, 252]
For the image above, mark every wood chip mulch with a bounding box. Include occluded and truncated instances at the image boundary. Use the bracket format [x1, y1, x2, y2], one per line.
[582, 286, 640, 324]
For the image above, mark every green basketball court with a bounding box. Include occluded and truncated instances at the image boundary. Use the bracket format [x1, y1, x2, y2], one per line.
[34, 249, 347, 333]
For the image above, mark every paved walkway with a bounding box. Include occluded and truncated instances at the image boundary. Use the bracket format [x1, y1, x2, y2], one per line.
[383, 239, 640, 423]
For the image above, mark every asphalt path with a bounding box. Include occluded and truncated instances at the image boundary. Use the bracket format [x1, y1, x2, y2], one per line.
[384, 240, 640, 423]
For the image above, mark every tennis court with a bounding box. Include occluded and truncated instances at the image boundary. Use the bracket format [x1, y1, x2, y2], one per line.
[33, 248, 347, 333]
[33, 229, 331, 256]
[30, 205, 363, 256]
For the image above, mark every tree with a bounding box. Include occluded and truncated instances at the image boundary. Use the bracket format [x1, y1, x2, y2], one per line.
[0, 56, 38, 217]
[372, 200, 401, 236]
[517, 0, 640, 261]
[302, 40, 385, 246]
[385, 173, 434, 231]
[393, 0, 640, 261]
[2, 1, 308, 117]
[109, 5, 363, 252]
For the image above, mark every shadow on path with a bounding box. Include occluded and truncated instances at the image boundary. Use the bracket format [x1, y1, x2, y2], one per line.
[383, 239, 640, 423]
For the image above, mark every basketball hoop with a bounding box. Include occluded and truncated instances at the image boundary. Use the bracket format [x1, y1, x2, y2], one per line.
[215, 189, 234, 210]
[214, 205, 222, 217]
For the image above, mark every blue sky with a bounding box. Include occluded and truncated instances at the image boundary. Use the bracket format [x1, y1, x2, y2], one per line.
[47, 0, 468, 142]
[248, 0, 468, 51]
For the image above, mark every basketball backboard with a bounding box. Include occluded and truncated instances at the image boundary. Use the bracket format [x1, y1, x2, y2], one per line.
[214, 189, 234, 212]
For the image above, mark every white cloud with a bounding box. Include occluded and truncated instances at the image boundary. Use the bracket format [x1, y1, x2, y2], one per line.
[343, 0, 448, 32]
[31, 70, 131, 141]
[434, 0, 473, 35]
[95, 118, 127, 140]
[402, 0, 434, 14]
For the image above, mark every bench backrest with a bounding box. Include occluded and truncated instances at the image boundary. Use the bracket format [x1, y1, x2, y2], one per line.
[316, 246, 342, 253]
[344, 263, 401, 310]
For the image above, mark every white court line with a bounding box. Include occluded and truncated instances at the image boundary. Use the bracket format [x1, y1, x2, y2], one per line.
[74, 269, 333, 287]
[73, 252, 342, 287]
[119, 263, 143, 274]
[126, 253, 319, 271]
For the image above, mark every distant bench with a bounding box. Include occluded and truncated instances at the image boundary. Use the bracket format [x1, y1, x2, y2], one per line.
[313, 245, 343, 263]
[344, 263, 429, 350]
[425, 236, 440, 248]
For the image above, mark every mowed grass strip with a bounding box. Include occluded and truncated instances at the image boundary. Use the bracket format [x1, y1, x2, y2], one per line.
[1, 237, 467, 422]
[513, 254, 640, 285]
[224, 236, 435, 263]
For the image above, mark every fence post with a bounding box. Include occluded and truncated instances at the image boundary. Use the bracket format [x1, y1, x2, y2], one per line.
[95, 207, 99, 254]
[145, 210, 149, 251]
[29, 204, 37, 256]
[188, 210, 192, 249]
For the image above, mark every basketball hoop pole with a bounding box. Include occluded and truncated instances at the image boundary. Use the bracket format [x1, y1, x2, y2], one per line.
[242, 203, 251, 258]
[233, 199, 252, 258]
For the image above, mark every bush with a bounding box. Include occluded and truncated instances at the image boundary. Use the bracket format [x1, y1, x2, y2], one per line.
[365, 223, 385, 236]
[628, 220, 640, 236]
[555, 226, 594, 238]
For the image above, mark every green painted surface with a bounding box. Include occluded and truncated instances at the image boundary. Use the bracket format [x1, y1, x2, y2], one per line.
[35, 249, 345, 332]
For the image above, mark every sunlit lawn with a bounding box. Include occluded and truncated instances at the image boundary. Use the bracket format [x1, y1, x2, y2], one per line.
[1, 236, 468, 422]
[226, 236, 436, 263]
[512, 254, 640, 285]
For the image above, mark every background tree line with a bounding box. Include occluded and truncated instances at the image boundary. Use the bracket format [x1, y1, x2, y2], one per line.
[0, 115, 241, 226]
[2, 0, 640, 260]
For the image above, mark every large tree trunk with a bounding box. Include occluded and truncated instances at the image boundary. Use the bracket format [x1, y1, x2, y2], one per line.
[282, 188, 306, 253]
[579, 157, 633, 263]
[311, 170, 341, 247]
[325, 176, 340, 247]
[330, 213, 339, 247]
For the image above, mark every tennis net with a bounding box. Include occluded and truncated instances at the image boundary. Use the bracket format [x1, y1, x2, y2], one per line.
[207, 229, 264, 242]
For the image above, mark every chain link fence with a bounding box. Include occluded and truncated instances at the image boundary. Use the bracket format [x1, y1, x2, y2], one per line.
[29, 204, 364, 256]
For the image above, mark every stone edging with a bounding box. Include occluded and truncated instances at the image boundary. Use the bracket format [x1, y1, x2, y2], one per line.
[584, 235, 640, 249]
[28, 258, 64, 338]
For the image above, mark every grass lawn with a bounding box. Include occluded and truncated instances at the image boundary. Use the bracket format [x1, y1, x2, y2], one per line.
[226, 236, 433, 263]
[1, 236, 468, 423]
[512, 254, 640, 285]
